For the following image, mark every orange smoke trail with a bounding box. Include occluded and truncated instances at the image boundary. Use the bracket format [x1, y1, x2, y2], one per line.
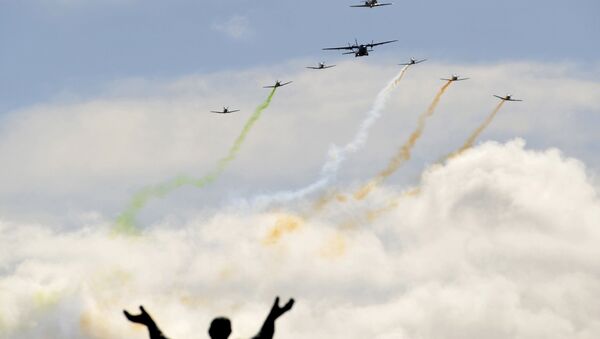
[446, 100, 506, 160]
[365, 101, 507, 222]
[354, 81, 453, 200]
[366, 187, 420, 222]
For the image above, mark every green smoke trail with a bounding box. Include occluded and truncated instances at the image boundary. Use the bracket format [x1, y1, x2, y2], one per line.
[114, 88, 277, 234]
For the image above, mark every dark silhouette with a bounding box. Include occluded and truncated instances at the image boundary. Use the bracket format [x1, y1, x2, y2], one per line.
[209, 317, 231, 339]
[123, 297, 294, 339]
[123, 306, 169, 339]
[252, 297, 295, 339]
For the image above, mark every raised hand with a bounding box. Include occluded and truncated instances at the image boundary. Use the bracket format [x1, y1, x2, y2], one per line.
[124, 306, 154, 326]
[267, 297, 295, 320]
[123, 305, 169, 339]
[253, 297, 295, 339]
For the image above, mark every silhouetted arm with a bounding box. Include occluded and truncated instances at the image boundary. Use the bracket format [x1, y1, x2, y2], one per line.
[252, 297, 294, 339]
[124, 306, 169, 339]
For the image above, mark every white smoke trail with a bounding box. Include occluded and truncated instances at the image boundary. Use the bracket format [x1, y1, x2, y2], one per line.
[250, 66, 411, 209]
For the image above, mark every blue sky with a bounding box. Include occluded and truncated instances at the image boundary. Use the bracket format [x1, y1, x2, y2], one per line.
[1, 0, 598, 112]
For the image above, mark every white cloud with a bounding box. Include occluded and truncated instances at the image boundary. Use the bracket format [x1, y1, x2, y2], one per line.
[1, 140, 600, 338]
[211, 15, 253, 40]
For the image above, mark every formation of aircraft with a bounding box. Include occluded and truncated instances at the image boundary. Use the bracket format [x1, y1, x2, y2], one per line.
[441, 75, 470, 82]
[210, 3, 523, 116]
[323, 39, 398, 57]
[307, 62, 336, 70]
[399, 58, 427, 66]
[263, 80, 293, 89]
[494, 94, 523, 102]
[351, 0, 392, 8]
[210, 107, 240, 114]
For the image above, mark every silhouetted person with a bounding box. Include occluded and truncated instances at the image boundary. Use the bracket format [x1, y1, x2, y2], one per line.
[124, 306, 169, 339]
[123, 297, 294, 339]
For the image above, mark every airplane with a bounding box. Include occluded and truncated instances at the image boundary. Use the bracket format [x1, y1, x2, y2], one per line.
[351, 0, 393, 8]
[494, 94, 523, 102]
[399, 58, 427, 66]
[306, 62, 336, 70]
[441, 74, 470, 82]
[263, 80, 293, 89]
[210, 107, 240, 114]
[323, 39, 398, 57]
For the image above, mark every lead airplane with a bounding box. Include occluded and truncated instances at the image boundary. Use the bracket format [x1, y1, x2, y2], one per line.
[263, 80, 293, 89]
[441, 74, 470, 82]
[494, 94, 523, 102]
[323, 39, 397, 57]
[351, 0, 393, 8]
[210, 107, 240, 114]
[399, 58, 427, 66]
[307, 62, 336, 70]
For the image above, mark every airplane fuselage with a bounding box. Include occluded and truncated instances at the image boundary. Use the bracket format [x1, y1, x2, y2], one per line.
[355, 45, 369, 57]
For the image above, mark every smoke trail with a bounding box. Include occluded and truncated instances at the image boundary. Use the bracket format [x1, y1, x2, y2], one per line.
[445, 100, 506, 160]
[115, 88, 277, 233]
[354, 81, 453, 200]
[252, 66, 411, 208]
[365, 101, 506, 222]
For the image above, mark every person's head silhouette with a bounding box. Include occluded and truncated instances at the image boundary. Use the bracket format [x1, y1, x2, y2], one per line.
[208, 317, 232, 339]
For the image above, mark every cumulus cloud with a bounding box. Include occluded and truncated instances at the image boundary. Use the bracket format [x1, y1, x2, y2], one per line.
[1, 140, 600, 338]
[211, 15, 254, 40]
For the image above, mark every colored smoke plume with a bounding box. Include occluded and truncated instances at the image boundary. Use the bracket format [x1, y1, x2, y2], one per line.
[115, 88, 277, 233]
[354, 81, 453, 200]
[252, 66, 411, 208]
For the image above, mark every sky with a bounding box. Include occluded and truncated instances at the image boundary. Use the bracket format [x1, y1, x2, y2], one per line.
[1, 1, 600, 338]
[1, 0, 599, 112]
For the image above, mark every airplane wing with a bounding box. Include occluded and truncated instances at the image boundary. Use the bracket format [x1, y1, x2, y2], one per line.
[323, 45, 356, 51]
[350, 4, 370, 7]
[366, 39, 398, 48]
[440, 78, 452, 81]
[307, 65, 336, 69]
[454, 78, 470, 81]
[228, 110, 240, 113]
[399, 60, 426, 65]
[263, 85, 276, 88]
[210, 111, 227, 114]
[495, 95, 522, 101]
[279, 81, 293, 87]
[373, 3, 393, 6]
